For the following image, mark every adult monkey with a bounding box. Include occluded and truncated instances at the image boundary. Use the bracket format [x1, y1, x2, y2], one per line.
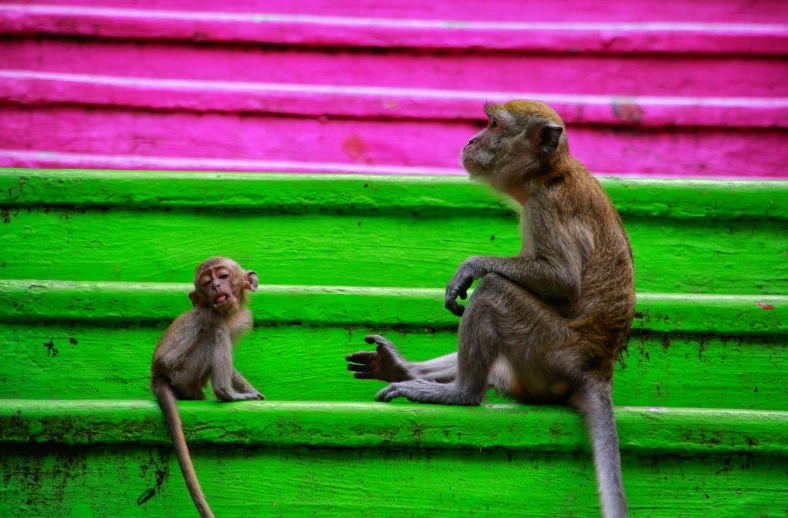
[347, 100, 635, 518]
[151, 257, 264, 518]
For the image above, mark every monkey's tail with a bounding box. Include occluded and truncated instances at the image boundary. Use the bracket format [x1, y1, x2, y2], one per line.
[571, 383, 628, 518]
[153, 378, 215, 518]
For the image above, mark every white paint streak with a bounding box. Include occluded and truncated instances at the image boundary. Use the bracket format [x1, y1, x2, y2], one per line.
[3, 5, 786, 32]
[2, 70, 786, 109]
[0, 150, 778, 180]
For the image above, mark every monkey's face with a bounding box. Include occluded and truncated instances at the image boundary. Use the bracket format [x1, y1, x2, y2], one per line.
[190, 258, 259, 314]
[462, 101, 566, 190]
[461, 106, 508, 179]
[197, 263, 241, 314]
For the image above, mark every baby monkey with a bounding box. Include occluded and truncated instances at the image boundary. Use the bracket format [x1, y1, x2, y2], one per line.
[348, 101, 635, 518]
[151, 257, 264, 518]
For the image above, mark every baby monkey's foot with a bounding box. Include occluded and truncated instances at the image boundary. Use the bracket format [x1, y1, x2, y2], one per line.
[235, 391, 265, 401]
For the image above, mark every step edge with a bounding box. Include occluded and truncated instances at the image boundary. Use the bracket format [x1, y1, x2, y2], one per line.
[1, 399, 786, 455]
[1, 280, 785, 335]
[1, 5, 786, 55]
[2, 71, 786, 129]
[3, 168, 787, 219]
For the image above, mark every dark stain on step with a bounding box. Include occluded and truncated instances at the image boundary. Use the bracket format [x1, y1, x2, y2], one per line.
[43, 339, 59, 357]
[138, 452, 170, 506]
[136, 488, 155, 505]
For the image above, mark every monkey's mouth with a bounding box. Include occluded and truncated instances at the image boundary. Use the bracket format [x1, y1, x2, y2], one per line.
[213, 295, 230, 307]
[462, 158, 484, 175]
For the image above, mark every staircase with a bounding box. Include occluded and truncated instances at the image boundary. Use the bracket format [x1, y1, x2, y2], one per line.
[1, 1, 787, 517]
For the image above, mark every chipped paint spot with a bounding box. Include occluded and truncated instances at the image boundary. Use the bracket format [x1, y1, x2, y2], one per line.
[611, 100, 644, 124]
[758, 302, 774, 310]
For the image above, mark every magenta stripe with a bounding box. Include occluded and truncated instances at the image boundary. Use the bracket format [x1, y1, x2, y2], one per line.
[4, 38, 784, 98]
[2, 71, 786, 129]
[1, 5, 785, 55]
[15, 0, 787, 24]
[1, 105, 784, 178]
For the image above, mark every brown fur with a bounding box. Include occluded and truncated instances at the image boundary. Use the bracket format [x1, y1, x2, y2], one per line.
[151, 257, 263, 518]
[348, 100, 635, 518]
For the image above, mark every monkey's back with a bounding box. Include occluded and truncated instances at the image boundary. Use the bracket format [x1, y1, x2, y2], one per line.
[563, 170, 636, 373]
[151, 310, 204, 380]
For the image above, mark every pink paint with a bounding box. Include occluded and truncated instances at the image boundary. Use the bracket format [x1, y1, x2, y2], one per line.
[10, 0, 788, 24]
[1, 105, 784, 177]
[2, 71, 786, 128]
[0, 150, 778, 180]
[758, 302, 775, 310]
[0, 1, 785, 179]
[1, 5, 786, 55]
[3, 38, 785, 98]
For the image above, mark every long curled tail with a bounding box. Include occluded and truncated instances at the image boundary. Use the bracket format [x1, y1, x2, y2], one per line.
[571, 382, 628, 518]
[153, 378, 215, 518]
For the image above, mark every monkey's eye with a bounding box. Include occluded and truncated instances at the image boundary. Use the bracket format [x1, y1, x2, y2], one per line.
[203, 280, 211, 287]
[219, 274, 229, 279]
[490, 118, 498, 128]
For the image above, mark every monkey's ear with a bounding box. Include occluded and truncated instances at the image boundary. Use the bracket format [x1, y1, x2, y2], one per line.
[188, 290, 201, 307]
[244, 270, 259, 292]
[539, 123, 564, 155]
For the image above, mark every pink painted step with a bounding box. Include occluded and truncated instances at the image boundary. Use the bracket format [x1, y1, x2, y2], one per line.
[0, 2, 786, 178]
[2, 38, 785, 99]
[1, 105, 784, 178]
[10, 0, 788, 24]
[2, 4, 786, 54]
[2, 71, 786, 129]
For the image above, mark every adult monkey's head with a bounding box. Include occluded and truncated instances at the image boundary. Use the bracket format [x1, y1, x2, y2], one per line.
[461, 100, 567, 192]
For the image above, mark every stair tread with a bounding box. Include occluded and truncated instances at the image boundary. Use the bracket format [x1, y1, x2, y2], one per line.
[3, 5, 785, 55]
[3, 399, 787, 456]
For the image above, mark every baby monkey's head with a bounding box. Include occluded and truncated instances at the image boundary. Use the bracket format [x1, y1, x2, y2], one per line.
[189, 257, 258, 314]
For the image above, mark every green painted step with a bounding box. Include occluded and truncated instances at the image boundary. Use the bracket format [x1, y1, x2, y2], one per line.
[1, 170, 787, 517]
[1, 170, 787, 295]
[1, 282, 786, 409]
[1, 401, 786, 517]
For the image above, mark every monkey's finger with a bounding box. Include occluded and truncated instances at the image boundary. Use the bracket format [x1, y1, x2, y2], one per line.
[375, 385, 399, 402]
[447, 301, 465, 317]
[459, 289, 468, 300]
[346, 352, 376, 363]
[347, 363, 373, 372]
[354, 372, 376, 380]
[365, 334, 395, 347]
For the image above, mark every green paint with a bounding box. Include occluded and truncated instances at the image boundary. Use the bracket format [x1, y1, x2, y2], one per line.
[0, 281, 785, 334]
[1, 169, 787, 517]
[3, 445, 784, 517]
[0, 322, 785, 409]
[2, 400, 787, 456]
[1, 171, 786, 294]
[2, 169, 787, 220]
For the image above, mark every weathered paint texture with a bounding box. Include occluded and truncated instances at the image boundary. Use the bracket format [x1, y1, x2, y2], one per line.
[0, 168, 787, 517]
[1, 170, 786, 295]
[0, 1, 785, 177]
[3, 444, 786, 517]
[1, 1, 788, 513]
[0, 282, 785, 408]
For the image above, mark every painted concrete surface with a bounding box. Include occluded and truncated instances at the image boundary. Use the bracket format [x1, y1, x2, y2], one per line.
[1, 1, 787, 515]
[0, 1, 786, 178]
[0, 169, 787, 516]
